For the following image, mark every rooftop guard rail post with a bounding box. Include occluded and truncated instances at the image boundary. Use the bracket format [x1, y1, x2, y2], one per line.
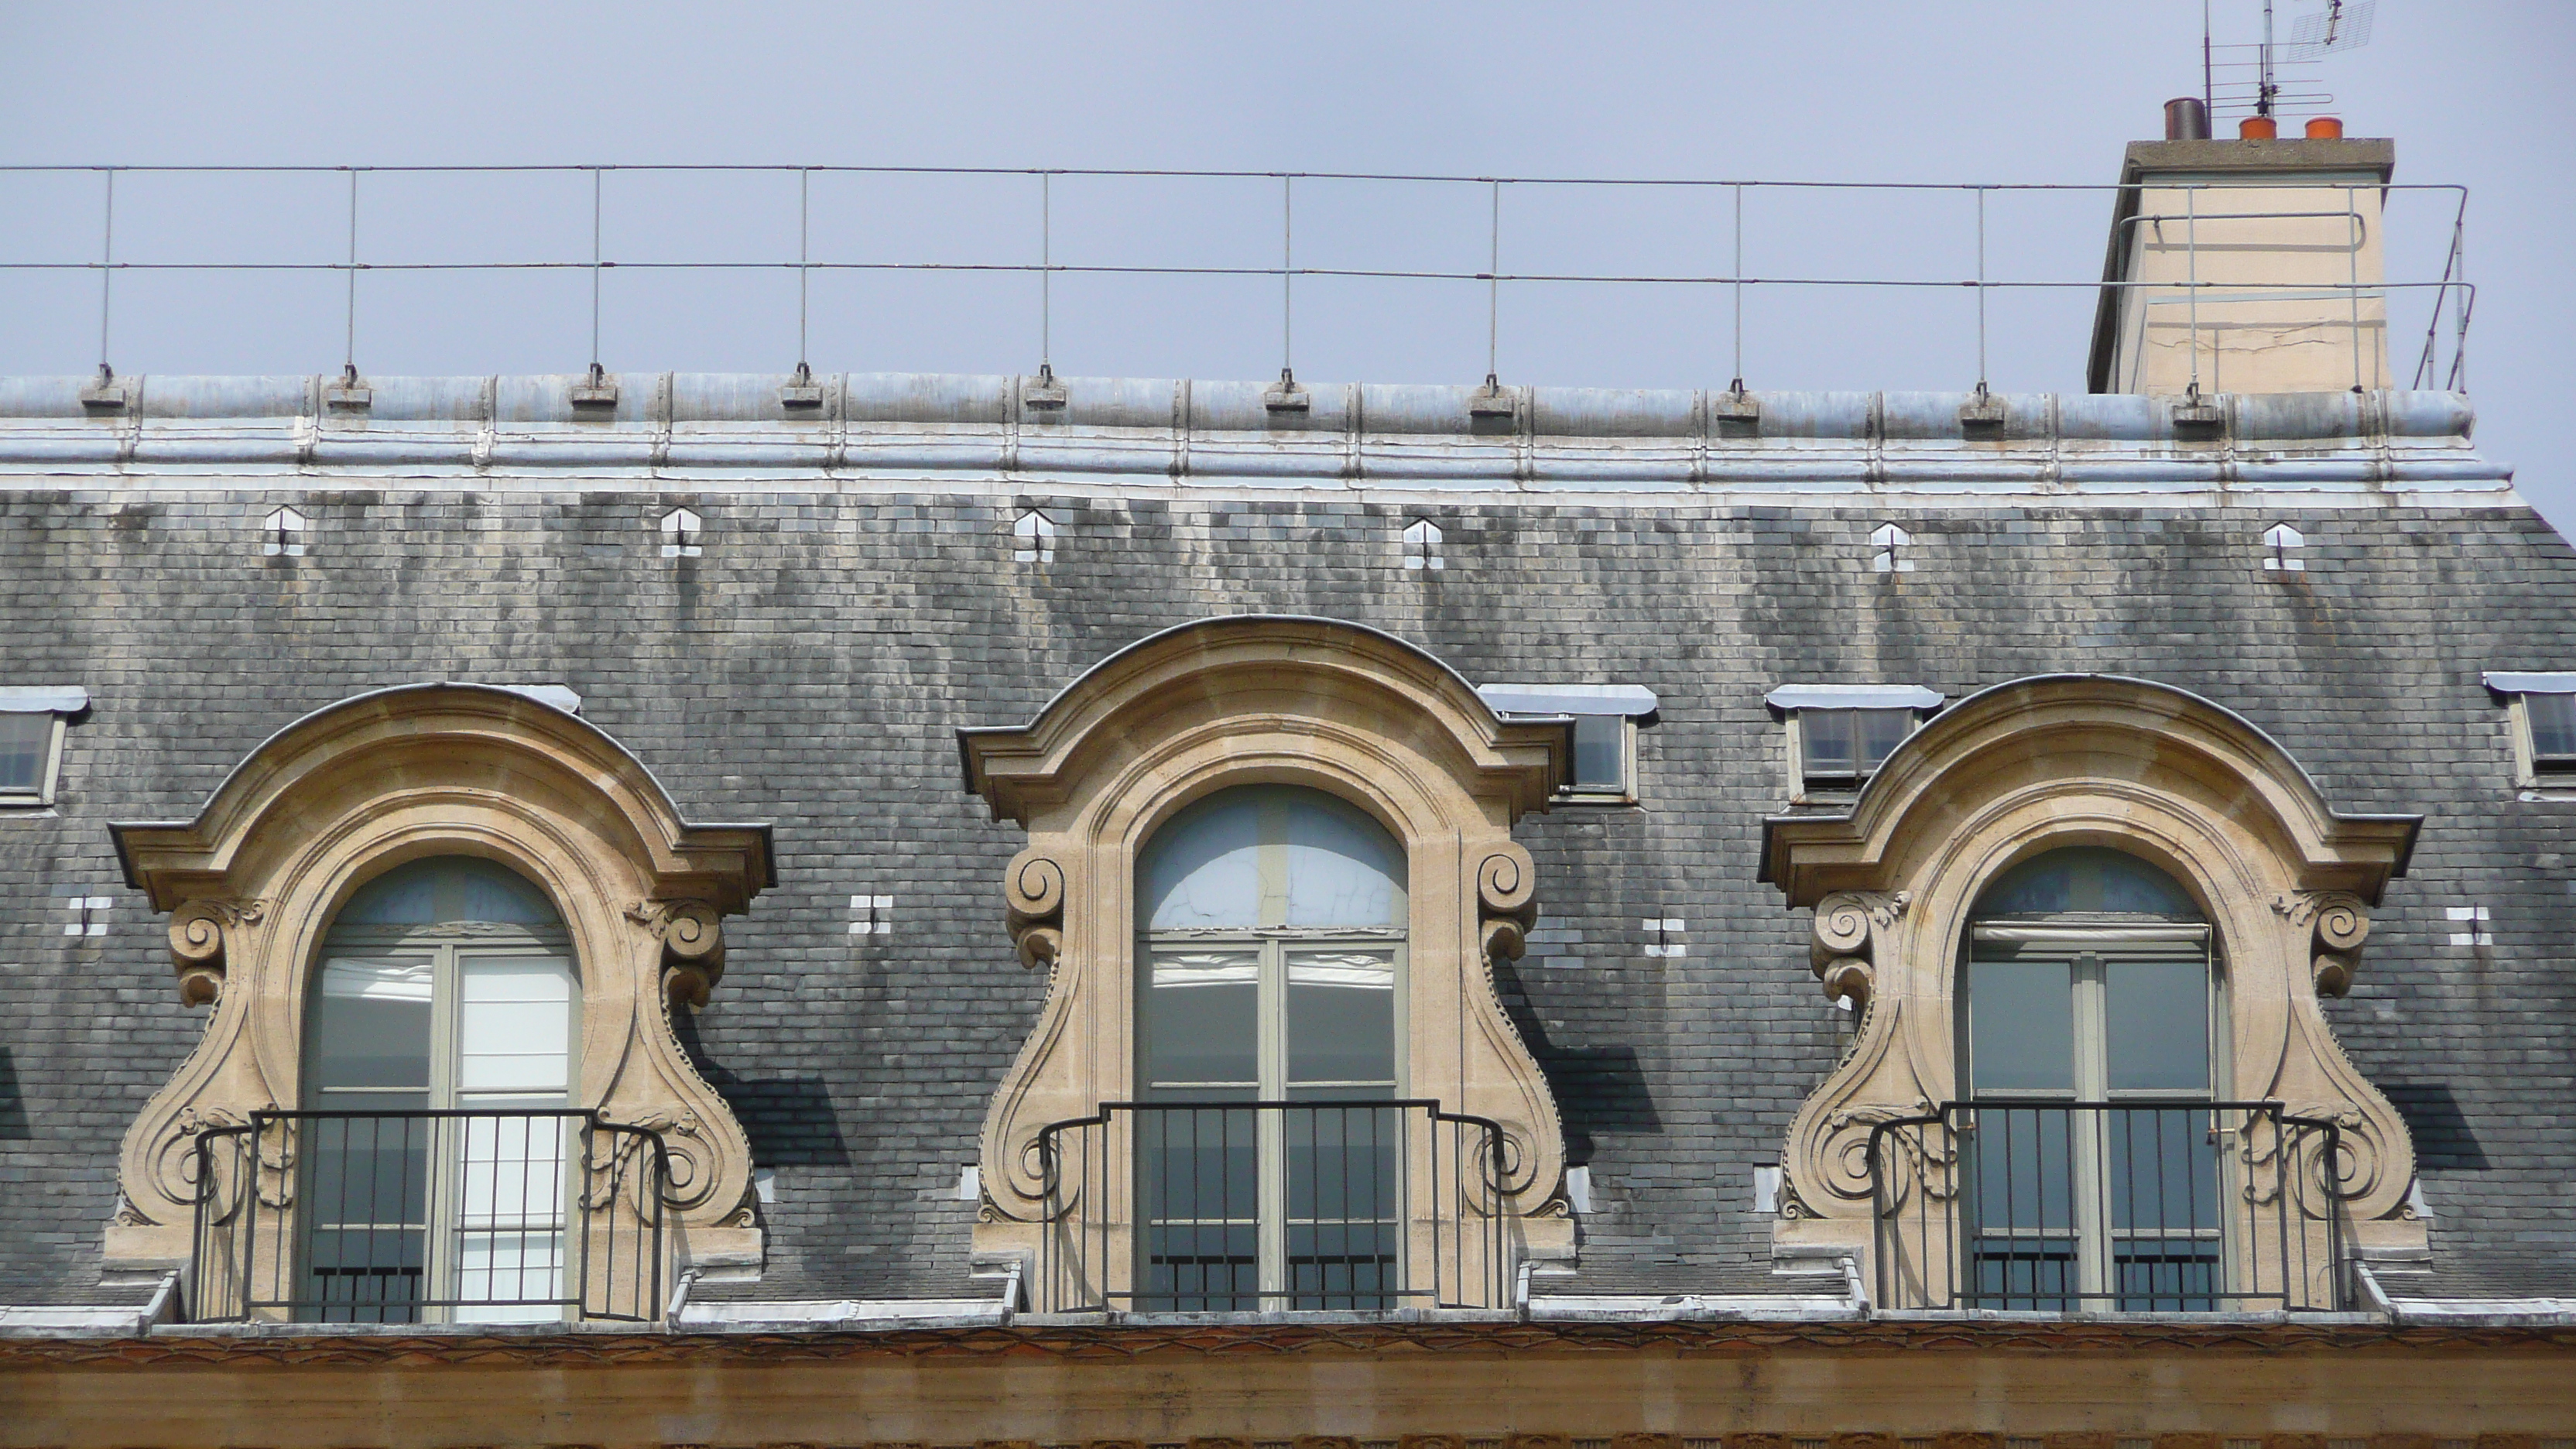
[187, 1108, 668, 1326]
[1033, 1099, 1512, 1315]
[1867, 1100, 2347, 1314]
[0, 166, 2469, 401]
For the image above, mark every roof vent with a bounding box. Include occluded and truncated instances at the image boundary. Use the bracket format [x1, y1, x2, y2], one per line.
[660, 506, 703, 558]
[1869, 522, 1915, 574]
[262, 505, 307, 558]
[1012, 509, 1057, 564]
[2263, 522, 2307, 572]
[1403, 517, 1445, 571]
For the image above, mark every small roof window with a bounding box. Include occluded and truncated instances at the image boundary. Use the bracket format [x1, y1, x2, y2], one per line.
[1478, 683, 1657, 803]
[1767, 684, 1944, 794]
[0, 687, 84, 806]
[2483, 671, 2576, 789]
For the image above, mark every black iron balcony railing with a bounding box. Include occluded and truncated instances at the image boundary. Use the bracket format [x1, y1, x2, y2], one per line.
[188, 1108, 669, 1325]
[1034, 1100, 1513, 1314]
[1868, 1100, 2348, 1314]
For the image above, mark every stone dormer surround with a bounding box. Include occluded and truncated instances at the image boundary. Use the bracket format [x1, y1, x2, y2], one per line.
[1760, 673, 2427, 1290]
[103, 683, 775, 1276]
[957, 616, 1576, 1310]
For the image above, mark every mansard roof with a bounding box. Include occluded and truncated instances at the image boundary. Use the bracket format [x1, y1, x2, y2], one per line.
[0, 371, 2567, 1325]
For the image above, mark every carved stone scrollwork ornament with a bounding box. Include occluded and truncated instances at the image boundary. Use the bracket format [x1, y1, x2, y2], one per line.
[1818, 957, 1875, 1011]
[627, 899, 725, 1007]
[1005, 850, 1066, 970]
[2273, 889, 2372, 998]
[1810, 889, 1906, 1009]
[166, 898, 267, 1006]
[1478, 843, 1538, 961]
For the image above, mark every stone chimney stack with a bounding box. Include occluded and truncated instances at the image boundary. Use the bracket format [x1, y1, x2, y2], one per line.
[2088, 119, 2394, 396]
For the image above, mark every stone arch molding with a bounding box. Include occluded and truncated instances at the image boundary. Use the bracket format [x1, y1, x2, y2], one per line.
[1759, 673, 2427, 1268]
[105, 683, 775, 1271]
[958, 616, 1576, 1302]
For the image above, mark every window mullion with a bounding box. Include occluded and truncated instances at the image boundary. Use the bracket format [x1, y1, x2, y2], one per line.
[428, 941, 461, 1322]
[1258, 937, 1287, 1303]
[2072, 951, 2109, 1303]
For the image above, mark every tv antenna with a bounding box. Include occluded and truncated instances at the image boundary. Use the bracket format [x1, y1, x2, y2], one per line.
[2204, 0, 2374, 123]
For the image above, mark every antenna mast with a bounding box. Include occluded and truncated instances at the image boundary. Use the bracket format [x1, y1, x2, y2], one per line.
[2259, 0, 2278, 118]
[2203, 1, 2215, 120]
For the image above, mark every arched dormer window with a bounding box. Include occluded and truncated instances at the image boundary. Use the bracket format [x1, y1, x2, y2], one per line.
[959, 616, 1574, 1314]
[1761, 675, 2421, 1315]
[1958, 848, 2224, 1311]
[108, 685, 773, 1324]
[1134, 786, 1407, 1310]
[300, 857, 579, 1324]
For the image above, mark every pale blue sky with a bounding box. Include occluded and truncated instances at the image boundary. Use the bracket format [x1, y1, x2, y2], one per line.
[3, 2, 2567, 530]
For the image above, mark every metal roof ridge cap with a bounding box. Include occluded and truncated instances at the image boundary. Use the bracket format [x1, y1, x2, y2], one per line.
[0, 375, 2486, 449]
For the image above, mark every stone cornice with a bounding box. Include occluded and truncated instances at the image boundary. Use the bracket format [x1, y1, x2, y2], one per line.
[5, 1317, 2574, 1369]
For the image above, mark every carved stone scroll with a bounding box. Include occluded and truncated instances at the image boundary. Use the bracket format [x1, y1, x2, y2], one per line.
[1809, 889, 1906, 1009]
[2274, 889, 2372, 999]
[1478, 842, 1538, 961]
[166, 899, 266, 1007]
[1005, 850, 1066, 970]
[627, 899, 726, 1007]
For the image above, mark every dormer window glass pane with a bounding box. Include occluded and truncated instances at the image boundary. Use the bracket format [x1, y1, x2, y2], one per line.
[0, 712, 53, 794]
[1802, 707, 1913, 784]
[1286, 951, 1399, 1092]
[1571, 714, 1625, 790]
[1143, 788, 1404, 931]
[2106, 959, 2212, 1092]
[1861, 707, 1912, 768]
[1968, 960, 2076, 1093]
[2530, 692, 2576, 766]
